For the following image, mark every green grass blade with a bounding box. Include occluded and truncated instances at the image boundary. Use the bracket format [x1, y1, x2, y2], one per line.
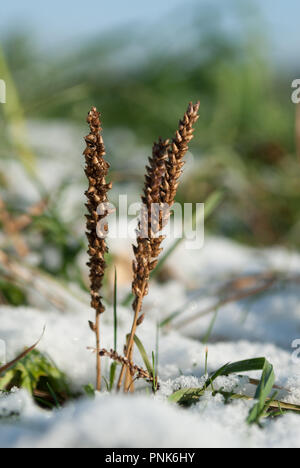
[121, 292, 133, 308]
[169, 357, 274, 408]
[203, 357, 271, 391]
[204, 190, 224, 219]
[152, 351, 157, 392]
[0, 46, 37, 179]
[113, 267, 118, 351]
[204, 347, 209, 376]
[0, 327, 45, 376]
[35, 397, 56, 409]
[247, 359, 275, 424]
[103, 377, 110, 392]
[83, 384, 95, 398]
[262, 391, 279, 418]
[159, 308, 182, 328]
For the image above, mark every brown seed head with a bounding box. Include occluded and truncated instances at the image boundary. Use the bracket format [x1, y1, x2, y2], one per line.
[131, 102, 200, 325]
[84, 107, 111, 316]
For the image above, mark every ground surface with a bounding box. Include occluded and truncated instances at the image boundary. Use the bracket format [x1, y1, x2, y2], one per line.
[1, 237, 300, 448]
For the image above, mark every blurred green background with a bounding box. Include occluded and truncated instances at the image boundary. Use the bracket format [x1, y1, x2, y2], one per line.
[0, 0, 300, 292]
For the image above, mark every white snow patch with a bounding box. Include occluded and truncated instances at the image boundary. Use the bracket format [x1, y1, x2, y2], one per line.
[1, 236, 300, 447]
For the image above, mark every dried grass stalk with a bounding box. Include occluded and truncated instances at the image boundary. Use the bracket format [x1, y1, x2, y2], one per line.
[0, 198, 46, 257]
[118, 102, 200, 392]
[123, 139, 170, 390]
[84, 107, 112, 391]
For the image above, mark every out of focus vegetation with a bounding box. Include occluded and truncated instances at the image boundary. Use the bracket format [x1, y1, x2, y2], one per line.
[0, 2, 300, 295]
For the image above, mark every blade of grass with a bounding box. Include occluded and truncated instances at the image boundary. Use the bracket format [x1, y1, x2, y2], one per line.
[173, 278, 276, 330]
[203, 190, 225, 220]
[154, 190, 224, 277]
[204, 347, 209, 376]
[169, 357, 274, 405]
[202, 308, 218, 344]
[211, 391, 300, 414]
[155, 321, 159, 375]
[103, 377, 110, 392]
[132, 335, 153, 376]
[262, 391, 279, 418]
[34, 397, 56, 409]
[46, 382, 60, 409]
[204, 357, 272, 389]
[247, 358, 275, 425]
[109, 362, 118, 391]
[122, 191, 224, 308]
[83, 384, 95, 398]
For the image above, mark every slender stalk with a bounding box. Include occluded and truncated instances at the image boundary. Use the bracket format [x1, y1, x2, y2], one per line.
[84, 107, 111, 391]
[117, 284, 145, 391]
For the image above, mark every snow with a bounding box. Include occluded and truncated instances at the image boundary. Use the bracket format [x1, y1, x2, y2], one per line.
[1, 237, 300, 447]
[1, 115, 300, 448]
[1, 386, 300, 448]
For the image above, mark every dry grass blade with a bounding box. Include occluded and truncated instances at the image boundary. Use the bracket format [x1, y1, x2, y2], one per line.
[118, 102, 200, 392]
[84, 107, 112, 391]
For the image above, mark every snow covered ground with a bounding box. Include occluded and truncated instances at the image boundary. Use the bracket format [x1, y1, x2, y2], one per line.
[1, 237, 300, 448]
